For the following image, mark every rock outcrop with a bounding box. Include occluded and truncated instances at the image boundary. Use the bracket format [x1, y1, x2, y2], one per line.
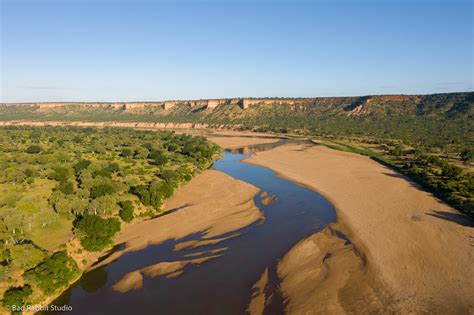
[0, 94, 438, 113]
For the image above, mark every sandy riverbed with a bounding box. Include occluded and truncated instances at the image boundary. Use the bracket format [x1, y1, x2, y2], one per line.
[245, 143, 474, 314]
[173, 128, 281, 149]
[206, 136, 279, 149]
[93, 169, 262, 277]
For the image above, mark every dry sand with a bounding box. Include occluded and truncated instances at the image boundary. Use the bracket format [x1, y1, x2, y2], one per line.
[206, 136, 279, 149]
[106, 169, 263, 293]
[278, 225, 389, 314]
[94, 169, 262, 269]
[246, 143, 474, 314]
[112, 255, 222, 293]
[247, 268, 269, 315]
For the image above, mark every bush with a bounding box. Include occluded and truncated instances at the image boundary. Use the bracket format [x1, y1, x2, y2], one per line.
[73, 160, 91, 174]
[74, 214, 120, 251]
[131, 185, 150, 206]
[106, 162, 120, 173]
[121, 148, 132, 157]
[93, 169, 111, 178]
[58, 181, 74, 195]
[442, 164, 462, 178]
[24, 252, 79, 296]
[25, 145, 41, 154]
[49, 166, 73, 182]
[157, 182, 174, 199]
[2, 285, 32, 315]
[460, 149, 473, 165]
[118, 200, 134, 222]
[149, 150, 168, 165]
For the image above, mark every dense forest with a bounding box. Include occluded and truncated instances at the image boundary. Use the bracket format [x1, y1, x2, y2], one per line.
[0, 127, 220, 314]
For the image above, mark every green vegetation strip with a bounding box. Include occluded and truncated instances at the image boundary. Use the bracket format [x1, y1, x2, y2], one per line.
[0, 126, 220, 314]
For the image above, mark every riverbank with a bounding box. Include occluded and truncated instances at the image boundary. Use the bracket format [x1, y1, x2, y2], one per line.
[205, 135, 279, 150]
[245, 143, 474, 314]
[90, 169, 262, 288]
[27, 168, 262, 314]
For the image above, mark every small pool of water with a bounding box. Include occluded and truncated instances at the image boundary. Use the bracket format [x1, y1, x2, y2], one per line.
[46, 141, 336, 315]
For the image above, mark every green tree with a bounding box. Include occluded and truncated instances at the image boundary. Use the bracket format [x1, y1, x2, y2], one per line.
[157, 182, 174, 199]
[131, 185, 150, 206]
[460, 149, 473, 165]
[9, 244, 46, 270]
[87, 195, 116, 216]
[24, 251, 80, 296]
[134, 147, 149, 159]
[49, 166, 73, 182]
[106, 162, 120, 173]
[150, 150, 168, 165]
[2, 285, 32, 315]
[390, 145, 403, 156]
[121, 148, 132, 157]
[118, 200, 134, 222]
[58, 181, 74, 195]
[89, 183, 115, 199]
[73, 160, 91, 174]
[53, 194, 88, 216]
[74, 214, 120, 251]
[442, 164, 463, 178]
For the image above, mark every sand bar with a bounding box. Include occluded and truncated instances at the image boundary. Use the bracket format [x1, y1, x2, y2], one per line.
[94, 169, 262, 268]
[207, 136, 279, 149]
[246, 143, 474, 314]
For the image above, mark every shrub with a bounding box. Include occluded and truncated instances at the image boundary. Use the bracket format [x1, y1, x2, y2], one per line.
[149, 150, 168, 165]
[106, 162, 120, 173]
[118, 200, 134, 222]
[73, 160, 91, 174]
[121, 148, 132, 157]
[49, 166, 73, 182]
[460, 149, 473, 165]
[131, 185, 150, 206]
[442, 164, 462, 178]
[25, 145, 41, 154]
[157, 182, 174, 199]
[58, 181, 74, 195]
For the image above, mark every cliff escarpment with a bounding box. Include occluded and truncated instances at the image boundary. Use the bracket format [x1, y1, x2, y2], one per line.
[1, 92, 472, 149]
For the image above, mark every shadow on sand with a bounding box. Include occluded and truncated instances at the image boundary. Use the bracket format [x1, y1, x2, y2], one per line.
[426, 210, 474, 228]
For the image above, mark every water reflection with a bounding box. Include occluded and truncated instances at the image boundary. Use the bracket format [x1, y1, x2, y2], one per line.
[80, 268, 108, 293]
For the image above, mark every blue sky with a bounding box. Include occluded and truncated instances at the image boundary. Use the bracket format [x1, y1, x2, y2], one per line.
[0, 0, 472, 102]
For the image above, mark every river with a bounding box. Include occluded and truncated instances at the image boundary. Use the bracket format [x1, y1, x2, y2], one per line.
[46, 141, 336, 315]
